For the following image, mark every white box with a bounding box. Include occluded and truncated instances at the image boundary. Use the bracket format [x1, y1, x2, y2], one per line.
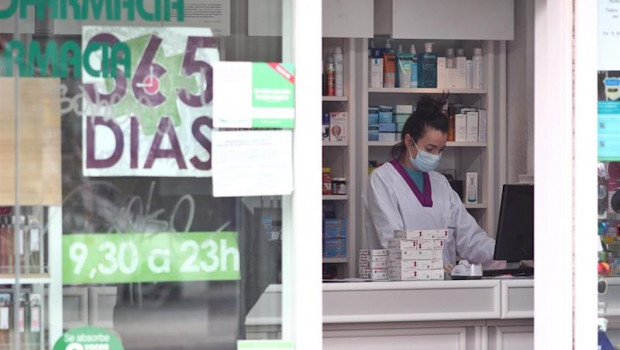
[431, 269, 445, 280]
[416, 239, 434, 250]
[455, 113, 467, 142]
[466, 111, 478, 142]
[465, 172, 478, 203]
[415, 270, 432, 280]
[369, 57, 384, 88]
[456, 57, 467, 88]
[329, 112, 347, 142]
[395, 105, 413, 114]
[437, 57, 446, 89]
[388, 239, 416, 249]
[401, 249, 433, 260]
[432, 250, 444, 259]
[412, 259, 432, 270]
[359, 260, 387, 268]
[378, 132, 397, 142]
[478, 109, 487, 143]
[394, 229, 436, 239]
[431, 259, 444, 270]
[359, 255, 388, 263]
[360, 249, 389, 256]
[433, 239, 445, 250]
[371, 271, 388, 280]
[435, 229, 449, 238]
[466, 60, 473, 89]
[389, 260, 417, 270]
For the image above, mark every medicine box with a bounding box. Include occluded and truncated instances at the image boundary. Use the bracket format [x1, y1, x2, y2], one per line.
[394, 113, 410, 124]
[378, 106, 394, 124]
[387, 239, 416, 249]
[416, 239, 434, 250]
[396, 123, 405, 133]
[395, 105, 413, 114]
[466, 111, 479, 142]
[378, 132, 397, 142]
[401, 249, 433, 260]
[478, 109, 487, 143]
[431, 259, 443, 270]
[323, 238, 346, 258]
[323, 218, 346, 238]
[369, 55, 384, 88]
[431, 269, 445, 280]
[359, 260, 387, 269]
[455, 113, 467, 142]
[415, 270, 432, 280]
[412, 259, 432, 270]
[437, 57, 446, 89]
[433, 239, 445, 250]
[368, 125, 379, 141]
[360, 249, 389, 256]
[379, 123, 397, 133]
[368, 112, 379, 126]
[432, 250, 444, 260]
[359, 254, 388, 263]
[329, 112, 347, 142]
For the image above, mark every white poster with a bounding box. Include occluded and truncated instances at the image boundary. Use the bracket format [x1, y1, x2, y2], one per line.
[212, 130, 293, 197]
[82, 26, 219, 177]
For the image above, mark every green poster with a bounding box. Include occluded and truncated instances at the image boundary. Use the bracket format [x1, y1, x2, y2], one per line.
[213, 62, 295, 129]
[53, 327, 124, 350]
[63, 232, 240, 285]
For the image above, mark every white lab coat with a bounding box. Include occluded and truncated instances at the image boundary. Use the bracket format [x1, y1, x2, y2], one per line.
[363, 160, 497, 266]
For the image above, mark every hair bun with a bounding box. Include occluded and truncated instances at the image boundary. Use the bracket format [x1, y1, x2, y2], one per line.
[416, 95, 447, 115]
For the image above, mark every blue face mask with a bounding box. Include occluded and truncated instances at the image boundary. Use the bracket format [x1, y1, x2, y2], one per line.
[409, 141, 442, 172]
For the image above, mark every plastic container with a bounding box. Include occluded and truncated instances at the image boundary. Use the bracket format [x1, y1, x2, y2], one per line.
[334, 46, 344, 96]
[326, 55, 335, 96]
[418, 42, 437, 88]
[472, 47, 484, 89]
[332, 178, 347, 195]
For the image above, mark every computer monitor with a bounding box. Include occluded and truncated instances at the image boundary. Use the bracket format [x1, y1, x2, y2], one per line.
[493, 184, 534, 262]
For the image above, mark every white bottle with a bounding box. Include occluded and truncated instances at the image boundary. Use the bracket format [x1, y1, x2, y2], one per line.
[446, 48, 456, 69]
[472, 47, 484, 89]
[334, 46, 344, 96]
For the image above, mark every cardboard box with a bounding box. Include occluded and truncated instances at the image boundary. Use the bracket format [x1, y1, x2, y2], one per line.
[360, 249, 389, 256]
[455, 113, 467, 142]
[378, 132, 397, 142]
[323, 238, 346, 258]
[431, 259, 444, 270]
[369, 56, 384, 88]
[433, 239, 445, 250]
[378, 106, 394, 124]
[432, 250, 444, 260]
[437, 57, 446, 89]
[368, 125, 379, 141]
[466, 111, 479, 142]
[394, 113, 410, 124]
[456, 57, 467, 88]
[416, 239, 434, 250]
[329, 112, 347, 142]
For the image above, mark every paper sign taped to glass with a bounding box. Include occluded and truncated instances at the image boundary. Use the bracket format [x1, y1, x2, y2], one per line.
[81, 26, 219, 177]
[213, 61, 295, 128]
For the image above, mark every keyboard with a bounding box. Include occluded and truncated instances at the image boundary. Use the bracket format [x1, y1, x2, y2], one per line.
[483, 266, 534, 277]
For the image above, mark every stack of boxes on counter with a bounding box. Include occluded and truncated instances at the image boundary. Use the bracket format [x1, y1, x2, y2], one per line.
[368, 105, 412, 142]
[360, 229, 447, 281]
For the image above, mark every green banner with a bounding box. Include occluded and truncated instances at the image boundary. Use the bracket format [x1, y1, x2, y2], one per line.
[63, 232, 240, 285]
[53, 327, 124, 350]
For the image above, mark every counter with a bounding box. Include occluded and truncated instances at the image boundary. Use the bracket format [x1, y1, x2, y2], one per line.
[246, 279, 534, 350]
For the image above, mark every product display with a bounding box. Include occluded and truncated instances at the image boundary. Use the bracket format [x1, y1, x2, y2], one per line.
[0, 208, 46, 274]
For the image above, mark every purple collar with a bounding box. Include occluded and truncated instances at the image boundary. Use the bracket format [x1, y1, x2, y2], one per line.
[390, 159, 433, 207]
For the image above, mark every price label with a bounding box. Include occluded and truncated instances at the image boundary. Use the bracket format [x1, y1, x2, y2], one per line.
[62, 232, 240, 285]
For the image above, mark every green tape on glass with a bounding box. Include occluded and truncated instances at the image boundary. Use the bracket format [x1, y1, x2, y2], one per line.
[237, 340, 294, 349]
[63, 232, 240, 285]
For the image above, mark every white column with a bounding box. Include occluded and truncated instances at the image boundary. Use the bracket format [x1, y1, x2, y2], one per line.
[534, 0, 574, 349]
[574, 0, 598, 349]
[281, 0, 323, 348]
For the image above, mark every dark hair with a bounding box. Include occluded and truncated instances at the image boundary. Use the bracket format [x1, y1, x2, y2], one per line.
[391, 95, 449, 159]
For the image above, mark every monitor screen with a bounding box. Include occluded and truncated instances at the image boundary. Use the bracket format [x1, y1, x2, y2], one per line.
[493, 184, 534, 262]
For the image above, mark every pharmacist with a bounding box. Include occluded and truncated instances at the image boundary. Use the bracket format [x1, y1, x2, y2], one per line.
[363, 96, 500, 269]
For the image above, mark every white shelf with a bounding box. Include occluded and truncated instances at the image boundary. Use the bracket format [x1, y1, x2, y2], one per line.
[368, 87, 487, 94]
[323, 141, 348, 146]
[323, 96, 349, 101]
[0, 274, 51, 284]
[368, 141, 487, 147]
[463, 203, 486, 209]
[323, 258, 348, 263]
[323, 195, 349, 201]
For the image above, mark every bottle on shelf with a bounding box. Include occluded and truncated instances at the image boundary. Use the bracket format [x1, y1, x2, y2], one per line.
[473, 47, 484, 89]
[334, 46, 344, 97]
[410, 44, 418, 88]
[447, 104, 456, 142]
[446, 48, 456, 69]
[323, 168, 333, 195]
[383, 40, 396, 88]
[28, 215, 41, 274]
[326, 55, 335, 96]
[418, 42, 438, 88]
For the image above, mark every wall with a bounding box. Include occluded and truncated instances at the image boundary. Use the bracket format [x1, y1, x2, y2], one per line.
[506, 0, 535, 183]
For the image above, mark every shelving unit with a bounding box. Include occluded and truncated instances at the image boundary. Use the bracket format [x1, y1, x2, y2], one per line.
[322, 38, 357, 278]
[356, 38, 499, 262]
